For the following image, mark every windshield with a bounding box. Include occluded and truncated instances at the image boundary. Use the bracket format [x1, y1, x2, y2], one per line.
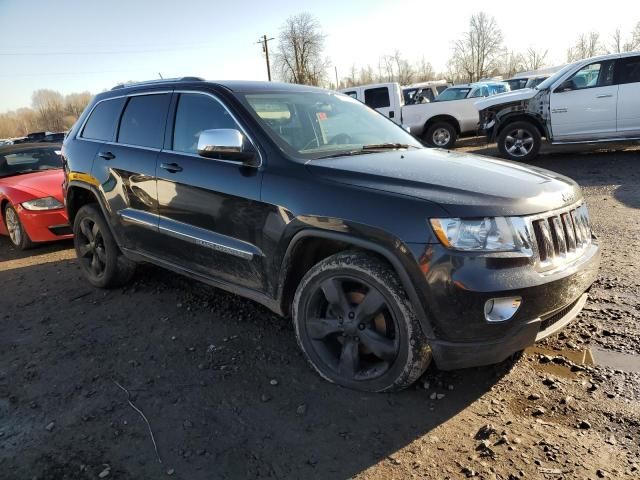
[0, 147, 62, 178]
[535, 64, 575, 90]
[435, 87, 471, 101]
[239, 91, 422, 159]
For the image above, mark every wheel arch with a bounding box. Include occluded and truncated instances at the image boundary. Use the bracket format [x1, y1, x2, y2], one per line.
[278, 229, 435, 339]
[496, 113, 547, 139]
[424, 115, 461, 135]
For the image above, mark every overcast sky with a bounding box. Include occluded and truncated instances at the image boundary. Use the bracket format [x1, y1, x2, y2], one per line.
[0, 0, 637, 112]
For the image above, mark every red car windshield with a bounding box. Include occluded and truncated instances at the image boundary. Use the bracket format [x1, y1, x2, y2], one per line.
[0, 147, 62, 178]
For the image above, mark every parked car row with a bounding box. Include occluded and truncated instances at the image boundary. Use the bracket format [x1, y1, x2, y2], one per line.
[1, 131, 66, 146]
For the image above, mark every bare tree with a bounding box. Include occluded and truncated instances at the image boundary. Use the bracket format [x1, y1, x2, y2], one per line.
[65, 92, 92, 118]
[523, 47, 548, 71]
[32, 89, 66, 132]
[451, 12, 504, 82]
[274, 13, 330, 86]
[500, 50, 524, 78]
[633, 22, 640, 50]
[391, 50, 414, 84]
[611, 28, 624, 53]
[415, 57, 435, 82]
[567, 32, 604, 61]
[358, 65, 376, 85]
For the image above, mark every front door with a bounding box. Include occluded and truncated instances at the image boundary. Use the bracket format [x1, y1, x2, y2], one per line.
[155, 91, 268, 291]
[615, 55, 640, 136]
[550, 60, 618, 141]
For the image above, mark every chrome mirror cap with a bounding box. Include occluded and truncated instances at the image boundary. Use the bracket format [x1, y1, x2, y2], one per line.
[197, 129, 257, 165]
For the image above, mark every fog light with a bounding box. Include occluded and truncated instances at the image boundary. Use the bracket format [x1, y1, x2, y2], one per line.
[484, 296, 522, 323]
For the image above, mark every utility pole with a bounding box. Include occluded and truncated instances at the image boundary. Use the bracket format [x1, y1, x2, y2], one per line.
[334, 66, 339, 88]
[257, 35, 275, 81]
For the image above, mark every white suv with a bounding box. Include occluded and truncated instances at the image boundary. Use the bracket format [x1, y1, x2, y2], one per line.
[476, 51, 640, 161]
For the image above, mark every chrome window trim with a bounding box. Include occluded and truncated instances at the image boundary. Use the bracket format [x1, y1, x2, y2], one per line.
[172, 89, 263, 168]
[76, 90, 172, 142]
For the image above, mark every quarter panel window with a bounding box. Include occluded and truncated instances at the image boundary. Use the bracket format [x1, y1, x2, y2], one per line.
[364, 87, 391, 109]
[117, 94, 171, 149]
[172, 93, 240, 154]
[81, 98, 125, 141]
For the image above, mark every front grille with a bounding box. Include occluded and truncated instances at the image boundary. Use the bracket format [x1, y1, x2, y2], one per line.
[539, 297, 580, 332]
[531, 204, 591, 268]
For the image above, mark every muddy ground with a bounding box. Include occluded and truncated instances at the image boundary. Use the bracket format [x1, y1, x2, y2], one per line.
[1, 142, 639, 480]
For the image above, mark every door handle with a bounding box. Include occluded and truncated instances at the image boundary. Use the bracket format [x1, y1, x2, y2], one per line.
[160, 162, 183, 173]
[98, 151, 115, 160]
[596, 94, 613, 98]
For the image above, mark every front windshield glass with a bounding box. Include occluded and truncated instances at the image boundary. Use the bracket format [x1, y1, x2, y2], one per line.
[535, 64, 575, 90]
[435, 87, 471, 101]
[240, 91, 422, 159]
[0, 147, 62, 178]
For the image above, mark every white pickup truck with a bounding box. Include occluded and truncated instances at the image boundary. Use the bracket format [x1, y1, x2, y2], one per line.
[340, 81, 509, 148]
[476, 51, 640, 161]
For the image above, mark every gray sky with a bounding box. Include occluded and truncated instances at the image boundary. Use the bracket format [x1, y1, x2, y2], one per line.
[0, 0, 637, 112]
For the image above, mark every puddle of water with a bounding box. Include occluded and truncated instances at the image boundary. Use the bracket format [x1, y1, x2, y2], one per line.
[591, 347, 640, 373]
[525, 345, 640, 373]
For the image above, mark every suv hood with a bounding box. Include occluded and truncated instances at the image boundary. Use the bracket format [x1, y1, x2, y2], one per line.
[306, 148, 581, 217]
[474, 88, 538, 111]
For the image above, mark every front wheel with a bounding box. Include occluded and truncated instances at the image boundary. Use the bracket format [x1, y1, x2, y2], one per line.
[4, 204, 33, 250]
[292, 252, 432, 392]
[424, 122, 457, 149]
[497, 121, 541, 161]
[73, 204, 136, 288]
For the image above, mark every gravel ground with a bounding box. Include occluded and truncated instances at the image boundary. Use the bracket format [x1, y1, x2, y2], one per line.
[1, 142, 639, 479]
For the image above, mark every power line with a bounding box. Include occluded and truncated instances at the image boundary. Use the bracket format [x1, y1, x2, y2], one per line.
[0, 44, 217, 56]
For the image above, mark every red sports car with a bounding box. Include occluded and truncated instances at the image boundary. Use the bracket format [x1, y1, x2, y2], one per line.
[0, 143, 72, 249]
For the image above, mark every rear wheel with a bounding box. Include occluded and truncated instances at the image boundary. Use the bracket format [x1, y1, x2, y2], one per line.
[292, 252, 432, 392]
[4, 204, 33, 250]
[73, 204, 136, 288]
[497, 121, 541, 161]
[424, 121, 457, 149]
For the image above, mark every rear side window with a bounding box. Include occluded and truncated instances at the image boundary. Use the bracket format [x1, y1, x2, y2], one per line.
[81, 98, 125, 141]
[364, 87, 391, 109]
[172, 93, 239, 154]
[616, 56, 640, 84]
[117, 94, 171, 148]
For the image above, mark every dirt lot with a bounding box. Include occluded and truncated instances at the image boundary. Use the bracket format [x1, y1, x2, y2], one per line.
[1, 142, 639, 480]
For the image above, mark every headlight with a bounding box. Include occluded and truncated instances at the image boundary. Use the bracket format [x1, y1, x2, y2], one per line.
[430, 217, 528, 252]
[21, 197, 64, 211]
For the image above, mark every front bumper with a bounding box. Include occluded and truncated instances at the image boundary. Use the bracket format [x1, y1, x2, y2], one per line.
[18, 207, 73, 243]
[408, 239, 600, 370]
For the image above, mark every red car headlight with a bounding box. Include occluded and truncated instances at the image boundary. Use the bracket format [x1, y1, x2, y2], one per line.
[21, 197, 64, 211]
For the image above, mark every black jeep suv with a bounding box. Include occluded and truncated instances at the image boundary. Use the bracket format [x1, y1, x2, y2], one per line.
[62, 78, 600, 392]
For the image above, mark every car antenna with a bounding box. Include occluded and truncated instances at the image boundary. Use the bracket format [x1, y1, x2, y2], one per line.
[158, 72, 163, 79]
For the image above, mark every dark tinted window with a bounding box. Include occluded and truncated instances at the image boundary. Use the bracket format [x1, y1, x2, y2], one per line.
[616, 56, 640, 84]
[81, 98, 125, 141]
[364, 87, 390, 109]
[117, 94, 171, 148]
[172, 93, 239, 154]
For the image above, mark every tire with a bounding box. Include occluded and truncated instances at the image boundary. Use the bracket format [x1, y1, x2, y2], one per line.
[73, 204, 136, 288]
[292, 251, 432, 392]
[497, 121, 541, 162]
[3, 204, 33, 250]
[424, 121, 457, 149]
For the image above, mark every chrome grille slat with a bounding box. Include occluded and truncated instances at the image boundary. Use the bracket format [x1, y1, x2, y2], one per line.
[530, 202, 591, 272]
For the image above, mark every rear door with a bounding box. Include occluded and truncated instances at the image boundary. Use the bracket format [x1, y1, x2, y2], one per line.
[549, 60, 618, 140]
[154, 90, 267, 291]
[91, 91, 171, 252]
[615, 55, 640, 136]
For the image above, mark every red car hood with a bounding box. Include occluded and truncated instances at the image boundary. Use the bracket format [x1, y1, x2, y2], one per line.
[0, 169, 65, 201]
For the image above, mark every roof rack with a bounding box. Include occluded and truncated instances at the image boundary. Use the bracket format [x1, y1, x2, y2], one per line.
[111, 76, 205, 90]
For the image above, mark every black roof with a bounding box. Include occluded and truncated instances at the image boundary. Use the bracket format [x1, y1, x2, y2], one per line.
[109, 78, 327, 94]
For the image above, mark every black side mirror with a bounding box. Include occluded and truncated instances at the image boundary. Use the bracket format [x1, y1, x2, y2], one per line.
[555, 80, 574, 93]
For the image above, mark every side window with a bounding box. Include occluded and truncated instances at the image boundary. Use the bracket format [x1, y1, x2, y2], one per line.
[343, 91, 358, 99]
[364, 87, 391, 109]
[117, 94, 171, 149]
[616, 56, 640, 85]
[81, 98, 125, 141]
[566, 61, 615, 90]
[172, 93, 239, 154]
[423, 89, 435, 102]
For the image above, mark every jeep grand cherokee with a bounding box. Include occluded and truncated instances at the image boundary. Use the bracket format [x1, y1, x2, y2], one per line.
[62, 78, 600, 392]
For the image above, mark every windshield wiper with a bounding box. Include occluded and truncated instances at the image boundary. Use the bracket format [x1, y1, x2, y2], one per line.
[361, 143, 414, 150]
[316, 149, 379, 159]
